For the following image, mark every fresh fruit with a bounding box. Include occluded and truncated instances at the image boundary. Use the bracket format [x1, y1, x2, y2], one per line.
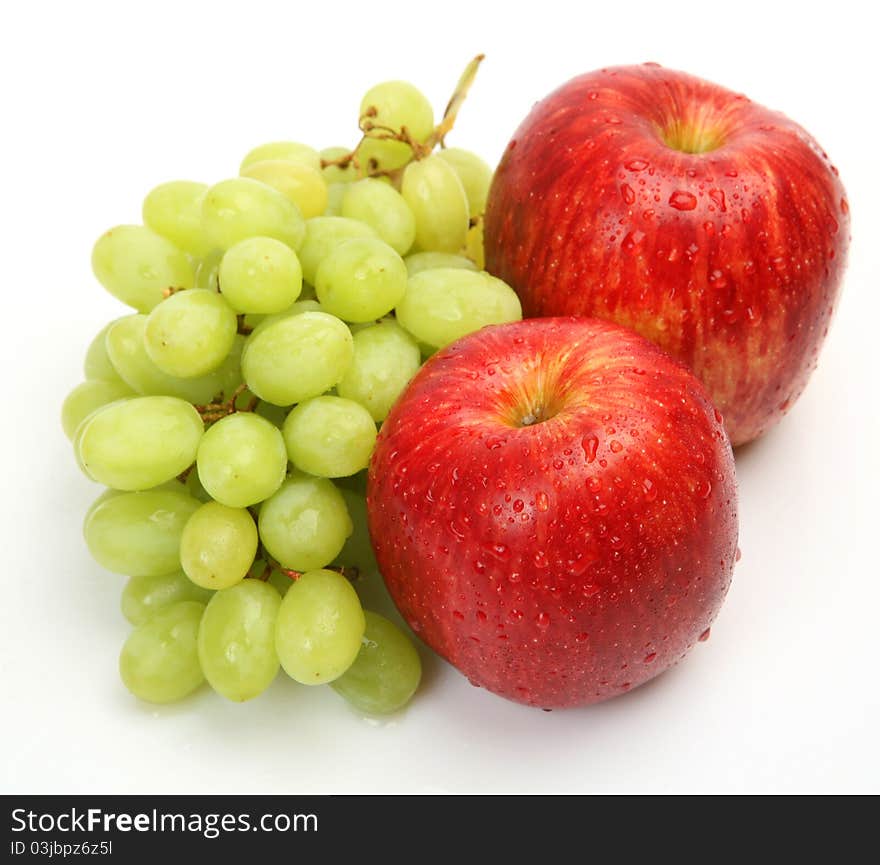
[144, 289, 238, 378]
[218, 236, 303, 314]
[119, 601, 205, 703]
[198, 579, 282, 701]
[84, 488, 200, 577]
[484, 63, 850, 445]
[121, 572, 213, 626]
[76, 396, 204, 490]
[195, 412, 288, 508]
[258, 474, 353, 571]
[331, 611, 422, 714]
[275, 569, 366, 684]
[396, 268, 521, 349]
[92, 225, 194, 312]
[179, 502, 259, 590]
[65, 59, 517, 713]
[282, 395, 377, 478]
[368, 317, 738, 708]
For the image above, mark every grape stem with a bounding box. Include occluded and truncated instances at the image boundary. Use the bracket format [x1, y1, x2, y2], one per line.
[319, 53, 486, 183]
[236, 314, 254, 335]
[255, 549, 361, 584]
[194, 382, 257, 423]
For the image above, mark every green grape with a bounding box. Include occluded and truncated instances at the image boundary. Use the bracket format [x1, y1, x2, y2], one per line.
[395, 268, 522, 349]
[360, 80, 435, 141]
[341, 179, 415, 255]
[92, 225, 195, 313]
[356, 80, 434, 174]
[83, 320, 124, 382]
[315, 237, 406, 323]
[196, 412, 287, 507]
[324, 182, 347, 216]
[274, 569, 365, 684]
[144, 289, 237, 378]
[320, 147, 357, 184]
[61, 379, 135, 440]
[401, 156, 470, 253]
[142, 180, 210, 256]
[198, 579, 281, 701]
[436, 148, 492, 219]
[194, 249, 222, 291]
[119, 601, 205, 703]
[240, 141, 321, 173]
[258, 474, 352, 571]
[331, 611, 422, 714]
[105, 315, 229, 403]
[201, 178, 305, 251]
[337, 319, 421, 421]
[121, 572, 213, 626]
[404, 251, 478, 277]
[84, 488, 200, 576]
[332, 487, 379, 579]
[282, 396, 377, 478]
[77, 396, 203, 490]
[242, 160, 328, 220]
[180, 502, 258, 590]
[355, 138, 412, 175]
[218, 237, 302, 314]
[296, 216, 377, 285]
[241, 311, 352, 405]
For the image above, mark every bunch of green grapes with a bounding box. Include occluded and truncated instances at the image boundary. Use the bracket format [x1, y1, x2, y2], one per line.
[62, 67, 521, 716]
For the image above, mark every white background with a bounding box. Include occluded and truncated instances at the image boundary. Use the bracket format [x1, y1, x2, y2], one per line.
[1, 0, 877, 794]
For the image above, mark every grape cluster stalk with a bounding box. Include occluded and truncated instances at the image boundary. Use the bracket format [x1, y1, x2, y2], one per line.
[62, 57, 522, 714]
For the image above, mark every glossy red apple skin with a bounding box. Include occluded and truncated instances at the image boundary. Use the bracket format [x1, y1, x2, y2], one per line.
[367, 317, 738, 708]
[484, 64, 850, 446]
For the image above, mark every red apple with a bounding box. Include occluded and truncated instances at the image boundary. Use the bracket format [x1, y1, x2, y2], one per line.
[367, 317, 738, 708]
[484, 64, 850, 446]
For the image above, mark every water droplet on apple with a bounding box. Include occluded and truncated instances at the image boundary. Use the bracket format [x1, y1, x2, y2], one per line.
[696, 479, 712, 499]
[536, 612, 551, 628]
[484, 542, 510, 561]
[713, 407, 724, 424]
[625, 158, 649, 172]
[509, 609, 524, 622]
[735, 547, 742, 562]
[575, 632, 590, 643]
[622, 230, 646, 252]
[621, 183, 636, 205]
[669, 190, 698, 211]
[642, 478, 657, 501]
[709, 188, 727, 212]
[513, 499, 524, 513]
[609, 440, 623, 453]
[452, 610, 464, 621]
[534, 550, 549, 568]
[644, 652, 657, 663]
[582, 434, 599, 463]
[582, 583, 600, 598]
[698, 627, 711, 642]
[476, 610, 487, 623]
[536, 491, 549, 511]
